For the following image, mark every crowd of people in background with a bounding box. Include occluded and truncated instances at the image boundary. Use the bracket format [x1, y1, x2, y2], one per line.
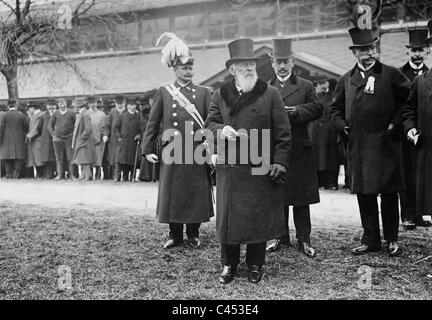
[0, 92, 161, 182]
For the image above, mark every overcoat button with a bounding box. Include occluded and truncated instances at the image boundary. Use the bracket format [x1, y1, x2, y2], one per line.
[173, 113, 177, 117]
[173, 122, 178, 126]
[192, 95, 196, 99]
[172, 104, 177, 108]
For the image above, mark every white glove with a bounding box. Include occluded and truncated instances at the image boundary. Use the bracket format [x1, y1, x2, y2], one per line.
[407, 128, 418, 142]
[102, 136, 109, 143]
[221, 125, 238, 140]
[210, 154, 218, 166]
[146, 153, 159, 163]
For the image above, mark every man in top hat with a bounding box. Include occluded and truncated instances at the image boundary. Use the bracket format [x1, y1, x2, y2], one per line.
[205, 38, 291, 284]
[142, 32, 214, 250]
[88, 96, 106, 180]
[40, 99, 57, 179]
[329, 27, 411, 256]
[398, 29, 430, 230]
[266, 38, 322, 258]
[403, 19, 432, 229]
[113, 97, 142, 181]
[48, 98, 77, 180]
[71, 97, 94, 181]
[103, 95, 126, 181]
[309, 74, 341, 190]
[0, 99, 29, 179]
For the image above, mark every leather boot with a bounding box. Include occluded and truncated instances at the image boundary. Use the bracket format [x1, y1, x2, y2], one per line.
[68, 163, 79, 181]
[54, 161, 64, 180]
[80, 165, 92, 181]
[95, 167, 101, 180]
[113, 163, 120, 182]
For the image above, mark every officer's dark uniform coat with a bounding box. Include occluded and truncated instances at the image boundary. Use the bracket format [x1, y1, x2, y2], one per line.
[142, 81, 214, 224]
[330, 61, 411, 194]
[270, 74, 322, 206]
[205, 79, 292, 244]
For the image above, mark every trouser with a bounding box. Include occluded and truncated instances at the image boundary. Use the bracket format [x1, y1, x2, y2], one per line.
[4, 159, 22, 178]
[400, 140, 417, 223]
[79, 164, 92, 180]
[44, 162, 55, 179]
[0, 160, 5, 178]
[53, 139, 73, 179]
[357, 193, 399, 246]
[221, 243, 266, 266]
[119, 164, 133, 181]
[280, 205, 312, 244]
[169, 223, 200, 242]
[317, 170, 339, 188]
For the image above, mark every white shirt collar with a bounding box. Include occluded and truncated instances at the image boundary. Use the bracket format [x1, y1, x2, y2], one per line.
[277, 74, 291, 83]
[357, 61, 375, 72]
[60, 109, 67, 115]
[409, 60, 424, 70]
[176, 80, 191, 88]
[235, 84, 242, 94]
[128, 110, 135, 115]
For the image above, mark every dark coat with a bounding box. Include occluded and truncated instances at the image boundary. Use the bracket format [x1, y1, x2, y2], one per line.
[72, 109, 95, 165]
[309, 91, 340, 172]
[330, 61, 411, 194]
[103, 108, 124, 166]
[41, 112, 55, 163]
[26, 111, 45, 167]
[403, 70, 432, 217]
[114, 110, 142, 165]
[205, 78, 292, 244]
[139, 111, 154, 181]
[269, 75, 322, 206]
[0, 109, 28, 160]
[399, 62, 429, 82]
[142, 81, 214, 224]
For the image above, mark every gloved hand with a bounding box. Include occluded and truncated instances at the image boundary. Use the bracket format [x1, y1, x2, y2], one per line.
[221, 125, 238, 140]
[210, 154, 218, 166]
[407, 128, 418, 143]
[25, 136, 31, 143]
[134, 134, 141, 141]
[145, 153, 159, 163]
[103, 135, 109, 143]
[268, 163, 287, 183]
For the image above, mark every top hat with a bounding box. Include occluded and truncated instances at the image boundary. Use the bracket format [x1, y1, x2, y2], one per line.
[269, 38, 294, 59]
[348, 27, 379, 50]
[427, 19, 432, 42]
[86, 96, 97, 103]
[406, 29, 429, 48]
[126, 97, 139, 105]
[46, 98, 57, 106]
[72, 97, 87, 108]
[225, 38, 260, 68]
[7, 99, 16, 106]
[27, 101, 42, 109]
[114, 95, 125, 104]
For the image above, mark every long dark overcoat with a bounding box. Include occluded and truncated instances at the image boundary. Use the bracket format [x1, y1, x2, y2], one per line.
[114, 110, 142, 165]
[103, 108, 124, 166]
[26, 111, 45, 167]
[329, 61, 411, 194]
[309, 91, 340, 172]
[142, 81, 214, 224]
[205, 78, 292, 244]
[41, 112, 55, 164]
[403, 70, 432, 217]
[0, 110, 28, 160]
[72, 110, 95, 165]
[269, 75, 322, 206]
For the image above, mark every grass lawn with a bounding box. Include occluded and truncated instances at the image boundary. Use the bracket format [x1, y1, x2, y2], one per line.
[0, 201, 431, 300]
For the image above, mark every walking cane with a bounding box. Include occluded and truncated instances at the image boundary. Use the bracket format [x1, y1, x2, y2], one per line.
[132, 139, 140, 182]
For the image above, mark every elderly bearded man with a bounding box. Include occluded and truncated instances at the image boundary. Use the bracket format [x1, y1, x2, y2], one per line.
[205, 38, 291, 284]
[266, 38, 323, 258]
[329, 27, 411, 257]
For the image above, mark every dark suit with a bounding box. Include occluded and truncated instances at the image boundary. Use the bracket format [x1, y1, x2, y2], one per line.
[269, 74, 322, 244]
[330, 61, 411, 246]
[399, 62, 429, 223]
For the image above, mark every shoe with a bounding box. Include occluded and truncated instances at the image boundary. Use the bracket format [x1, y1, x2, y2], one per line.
[219, 265, 237, 285]
[266, 238, 290, 252]
[188, 237, 201, 248]
[351, 244, 381, 255]
[387, 241, 401, 257]
[163, 239, 183, 249]
[298, 242, 316, 258]
[248, 265, 264, 284]
[402, 220, 416, 231]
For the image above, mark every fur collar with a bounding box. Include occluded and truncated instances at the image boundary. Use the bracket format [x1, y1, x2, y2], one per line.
[220, 78, 267, 116]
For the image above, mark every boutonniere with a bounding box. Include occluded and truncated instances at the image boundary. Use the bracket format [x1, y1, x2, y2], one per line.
[364, 76, 375, 94]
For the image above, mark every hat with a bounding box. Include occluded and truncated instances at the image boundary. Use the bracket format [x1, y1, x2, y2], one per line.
[156, 32, 194, 68]
[225, 38, 260, 68]
[427, 19, 432, 43]
[114, 95, 125, 104]
[126, 97, 139, 105]
[87, 96, 97, 103]
[348, 27, 379, 50]
[7, 99, 16, 106]
[27, 101, 42, 109]
[46, 98, 57, 106]
[406, 29, 429, 48]
[314, 74, 331, 84]
[72, 97, 87, 108]
[269, 38, 293, 59]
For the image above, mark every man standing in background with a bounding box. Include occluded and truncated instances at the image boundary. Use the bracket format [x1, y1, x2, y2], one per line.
[88, 96, 106, 180]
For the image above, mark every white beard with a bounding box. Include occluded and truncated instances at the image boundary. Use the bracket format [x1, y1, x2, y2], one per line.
[235, 71, 258, 93]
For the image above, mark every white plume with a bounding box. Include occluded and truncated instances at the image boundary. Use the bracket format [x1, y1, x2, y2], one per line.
[156, 32, 190, 68]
